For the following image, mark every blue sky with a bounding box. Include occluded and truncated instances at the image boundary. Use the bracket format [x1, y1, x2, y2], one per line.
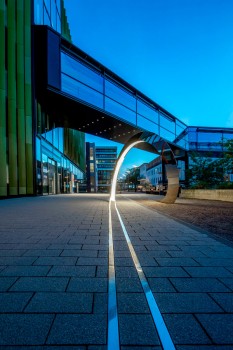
[64, 0, 233, 174]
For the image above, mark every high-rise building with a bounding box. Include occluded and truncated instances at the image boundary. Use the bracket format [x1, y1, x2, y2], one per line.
[86, 142, 97, 193]
[0, 0, 85, 198]
[96, 146, 117, 193]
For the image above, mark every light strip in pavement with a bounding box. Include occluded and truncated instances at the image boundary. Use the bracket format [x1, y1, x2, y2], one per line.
[107, 201, 120, 350]
[115, 202, 176, 350]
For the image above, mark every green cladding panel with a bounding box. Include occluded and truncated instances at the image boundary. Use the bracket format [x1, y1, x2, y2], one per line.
[0, 0, 7, 196]
[0, 0, 34, 197]
[64, 129, 86, 172]
[7, 0, 18, 195]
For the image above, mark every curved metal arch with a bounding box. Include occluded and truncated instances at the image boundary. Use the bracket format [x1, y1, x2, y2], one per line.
[110, 132, 181, 204]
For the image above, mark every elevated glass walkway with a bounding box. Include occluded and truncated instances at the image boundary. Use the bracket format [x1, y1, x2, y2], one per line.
[61, 47, 188, 148]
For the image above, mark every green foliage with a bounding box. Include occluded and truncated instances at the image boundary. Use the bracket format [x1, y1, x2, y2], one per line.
[187, 139, 233, 189]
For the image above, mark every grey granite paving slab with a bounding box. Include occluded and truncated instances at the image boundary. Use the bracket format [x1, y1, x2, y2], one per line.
[61, 249, 98, 257]
[210, 293, 233, 312]
[33, 257, 77, 265]
[0, 250, 27, 256]
[10, 277, 69, 292]
[148, 277, 176, 292]
[117, 293, 150, 314]
[196, 314, 233, 344]
[164, 314, 211, 344]
[143, 266, 189, 277]
[115, 266, 138, 278]
[23, 249, 63, 257]
[0, 314, 54, 345]
[194, 258, 233, 267]
[25, 292, 93, 313]
[119, 314, 160, 345]
[48, 266, 96, 277]
[169, 277, 231, 292]
[184, 267, 233, 277]
[47, 314, 107, 344]
[155, 257, 199, 266]
[0, 277, 18, 291]
[67, 277, 107, 292]
[152, 293, 223, 313]
[0, 266, 51, 276]
[76, 257, 108, 266]
[218, 278, 233, 291]
[116, 277, 142, 292]
[0, 292, 33, 312]
[93, 292, 108, 314]
[0, 257, 37, 265]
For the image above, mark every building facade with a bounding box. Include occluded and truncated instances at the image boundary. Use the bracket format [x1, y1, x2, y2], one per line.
[86, 142, 97, 193]
[0, 0, 85, 198]
[96, 146, 117, 193]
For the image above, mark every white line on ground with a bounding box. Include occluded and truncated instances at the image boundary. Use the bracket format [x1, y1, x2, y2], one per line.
[114, 201, 176, 350]
[108, 201, 120, 350]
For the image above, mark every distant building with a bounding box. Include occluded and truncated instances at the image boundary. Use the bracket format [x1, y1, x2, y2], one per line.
[86, 144, 117, 193]
[86, 143, 97, 192]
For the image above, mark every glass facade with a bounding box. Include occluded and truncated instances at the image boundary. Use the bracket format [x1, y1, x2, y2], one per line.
[175, 127, 233, 154]
[61, 52, 187, 144]
[34, 0, 61, 33]
[96, 147, 117, 193]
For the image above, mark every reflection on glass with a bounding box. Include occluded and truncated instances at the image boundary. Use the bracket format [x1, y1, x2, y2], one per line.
[61, 54, 103, 93]
[105, 97, 136, 124]
[137, 100, 158, 123]
[160, 113, 175, 135]
[61, 74, 103, 108]
[137, 115, 159, 134]
[160, 127, 175, 142]
[105, 79, 136, 111]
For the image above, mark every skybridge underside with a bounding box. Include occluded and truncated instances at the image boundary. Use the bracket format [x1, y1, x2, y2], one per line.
[34, 25, 188, 202]
[34, 25, 187, 161]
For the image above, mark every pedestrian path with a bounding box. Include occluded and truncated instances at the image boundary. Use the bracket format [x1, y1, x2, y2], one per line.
[0, 194, 232, 349]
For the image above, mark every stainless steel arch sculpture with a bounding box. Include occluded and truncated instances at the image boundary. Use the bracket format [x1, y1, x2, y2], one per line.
[110, 132, 185, 204]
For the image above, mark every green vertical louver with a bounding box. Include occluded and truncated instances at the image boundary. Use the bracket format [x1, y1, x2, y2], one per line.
[0, 0, 7, 196]
[0, 0, 34, 197]
[24, 0, 33, 194]
[17, 0, 26, 194]
[8, 0, 18, 195]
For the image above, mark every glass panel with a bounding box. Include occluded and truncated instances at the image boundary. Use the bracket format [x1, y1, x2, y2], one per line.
[197, 132, 222, 143]
[36, 137, 41, 161]
[58, 128, 64, 153]
[34, 0, 43, 24]
[105, 79, 136, 111]
[42, 154, 48, 194]
[43, 5, 51, 26]
[61, 53, 103, 93]
[137, 115, 159, 134]
[160, 113, 175, 134]
[176, 120, 186, 137]
[160, 127, 175, 142]
[56, 0, 61, 15]
[46, 129, 53, 144]
[56, 12, 61, 32]
[105, 97, 136, 124]
[45, 0, 50, 12]
[137, 99, 158, 123]
[53, 128, 59, 149]
[51, 0, 57, 29]
[61, 74, 104, 108]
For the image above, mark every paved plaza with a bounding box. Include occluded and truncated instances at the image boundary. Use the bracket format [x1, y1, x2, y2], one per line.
[0, 194, 233, 349]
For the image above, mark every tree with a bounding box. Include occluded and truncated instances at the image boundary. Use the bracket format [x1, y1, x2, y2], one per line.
[186, 153, 224, 189]
[219, 138, 233, 174]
